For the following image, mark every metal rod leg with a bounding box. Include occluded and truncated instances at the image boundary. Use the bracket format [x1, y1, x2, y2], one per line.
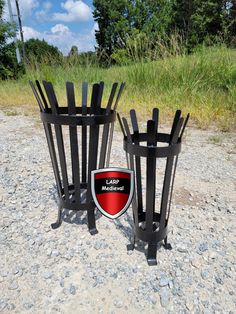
[163, 236, 172, 250]
[147, 243, 157, 266]
[87, 209, 98, 235]
[51, 205, 63, 229]
[127, 235, 136, 251]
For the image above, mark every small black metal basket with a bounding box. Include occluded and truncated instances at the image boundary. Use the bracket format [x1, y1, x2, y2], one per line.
[30, 80, 125, 235]
[118, 109, 189, 265]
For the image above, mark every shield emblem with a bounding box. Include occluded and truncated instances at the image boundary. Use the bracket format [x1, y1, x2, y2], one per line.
[91, 168, 134, 219]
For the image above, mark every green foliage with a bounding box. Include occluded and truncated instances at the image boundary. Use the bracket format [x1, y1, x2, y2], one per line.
[68, 45, 79, 57]
[93, 0, 236, 61]
[0, 0, 24, 79]
[93, 0, 173, 63]
[0, 42, 24, 79]
[1, 45, 235, 130]
[24, 38, 62, 64]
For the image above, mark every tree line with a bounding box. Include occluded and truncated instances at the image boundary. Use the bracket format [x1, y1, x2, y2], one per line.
[0, 0, 235, 79]
[94, 0, 236, 57]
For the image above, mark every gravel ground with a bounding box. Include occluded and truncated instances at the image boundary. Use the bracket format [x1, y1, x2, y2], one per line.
[0, 110, 235, 314]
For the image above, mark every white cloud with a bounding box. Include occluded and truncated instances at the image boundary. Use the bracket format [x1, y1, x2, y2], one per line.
[22, 26, 41, 39]
[52, 0, 92, 22]
[20, 0, 39, 18]
[3, 0, 39, 21]
[42, 1, 52, 10]
[21, 24, 96, 54]
[35, 1, 52, 22]
[51, 24, 70, 34]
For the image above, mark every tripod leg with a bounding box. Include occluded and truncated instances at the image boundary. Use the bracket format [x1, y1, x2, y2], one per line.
[147, 243, 157, 266]
[87, 209, 98, 235]
[163, 236, 172, 250]
[51, 205, 63, 229]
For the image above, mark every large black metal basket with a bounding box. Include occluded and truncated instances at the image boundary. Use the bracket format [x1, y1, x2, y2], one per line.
[118, 109, 189, 265]
[30, 80, 125, 235]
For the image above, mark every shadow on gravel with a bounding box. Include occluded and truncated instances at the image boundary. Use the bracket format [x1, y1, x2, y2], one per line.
[112, 212, 164, 255]
[112, 212, 133, 240]
[61, 208, 103, 225]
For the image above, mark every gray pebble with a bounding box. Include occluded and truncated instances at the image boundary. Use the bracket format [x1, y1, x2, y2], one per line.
[94, 241, 102, 250]
[31, 265, 39, 275]
[215, 276, 224, 285]
[159, 277, 170, 287]
[177, 245, 188, 253]
[23, 303, 34, 310]
[149, 294, 157, 305]
[199, 242, 208, 252]
[8, 281, 19, 290]
[43, 271, 53, 279]
[114, 299, 123, 308]
[7, 303, 15, 311]
[51, 249, 60, 257]
[69, 284, 77, 295]
[160, 288, 170, 308]
[0, 300, 7, 312]
[201, 270, 209, 280]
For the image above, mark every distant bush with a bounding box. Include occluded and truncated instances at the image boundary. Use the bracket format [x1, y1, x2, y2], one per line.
[24, 38, 63, 65]
[0, 42, 25, 79]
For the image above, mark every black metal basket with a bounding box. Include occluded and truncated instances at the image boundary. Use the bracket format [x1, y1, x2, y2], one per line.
[30, 80, 125, 235]
[118, 109, 189, 265]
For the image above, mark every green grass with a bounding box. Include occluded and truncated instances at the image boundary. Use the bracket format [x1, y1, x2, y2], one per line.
[208, 135, 223, 145]
[0, 45, 235, 130]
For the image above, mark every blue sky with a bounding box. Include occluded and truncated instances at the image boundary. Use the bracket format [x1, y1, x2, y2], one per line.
[3, 0, 98, 54]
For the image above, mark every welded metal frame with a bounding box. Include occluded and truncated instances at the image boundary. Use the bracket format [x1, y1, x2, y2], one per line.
[119, 109, 189, 265]
[30, 80, 125, 234]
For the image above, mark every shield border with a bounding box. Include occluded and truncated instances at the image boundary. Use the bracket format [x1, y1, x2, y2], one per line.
[91, 167, 134, 219]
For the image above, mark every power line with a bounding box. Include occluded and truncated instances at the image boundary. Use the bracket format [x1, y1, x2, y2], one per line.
[6, 0, 21, 63]
[15, 0, 26, 64]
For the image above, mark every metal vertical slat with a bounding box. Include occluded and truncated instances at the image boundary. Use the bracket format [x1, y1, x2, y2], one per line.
[166, 113, 190, 221]
[122, 117, 138, 223]
[106, 82, 125, 167]
[29, 81, 45, 112]
[152, 108, 159, 143]
[66, 81, 81, 204]
[159, 116, 184, 229]
[86, 83, 101, 234]
[99, 82, 118, 168]
[81, 81, 88, 183]
[87, 83, 102, 179]
[43, 81, 70, 202]
[29, 81, 62, 196]
[130, 109, 143, 215]
[145, 120, 157, 233]
[117, 113, 129, 168]
[170, 110, 181, 140]
[36, 80, 49, 110]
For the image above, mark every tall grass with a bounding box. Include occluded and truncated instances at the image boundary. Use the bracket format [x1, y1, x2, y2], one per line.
[0, 44, 235, 130]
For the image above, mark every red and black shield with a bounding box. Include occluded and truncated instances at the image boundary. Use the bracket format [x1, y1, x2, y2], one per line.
[91, 168, 134, 219]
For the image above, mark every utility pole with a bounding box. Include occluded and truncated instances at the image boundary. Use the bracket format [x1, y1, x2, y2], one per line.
[15, 0, 26, 64]
[7, 0, 21, 63]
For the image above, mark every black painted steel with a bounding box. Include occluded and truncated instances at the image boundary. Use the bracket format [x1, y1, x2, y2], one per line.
[119, 109, 189, 265]
[30, 80, 125, 234]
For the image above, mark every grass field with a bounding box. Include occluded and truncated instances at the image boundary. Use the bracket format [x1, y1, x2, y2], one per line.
[0, 45, 235, 130]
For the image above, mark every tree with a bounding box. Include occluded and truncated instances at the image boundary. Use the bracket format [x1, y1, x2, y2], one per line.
[93, 0, 173, 61]
[24, 38, 62, 64]
[68, 45, 79, 57]
[224, 0, 236, 45]
[93, 0, 132, 57]
[0, 0, 24, 79]
[93, 0, 236, 63]
[170, 0, 236, 48]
